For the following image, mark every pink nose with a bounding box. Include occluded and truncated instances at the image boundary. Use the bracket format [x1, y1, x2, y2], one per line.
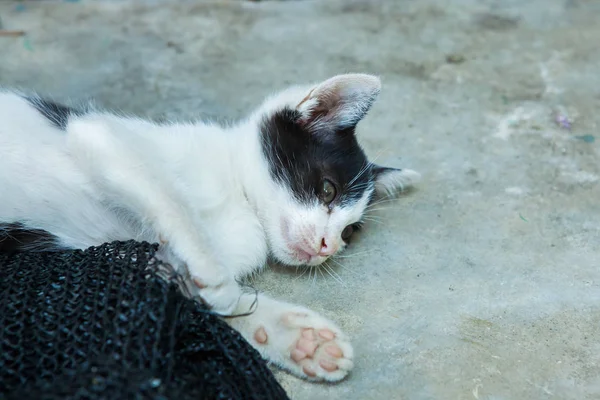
[318, 238, 338, 257]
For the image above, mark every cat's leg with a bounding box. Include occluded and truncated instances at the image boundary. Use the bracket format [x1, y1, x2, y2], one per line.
[227, 293, 353, 382]
[65, 116, 240, 314]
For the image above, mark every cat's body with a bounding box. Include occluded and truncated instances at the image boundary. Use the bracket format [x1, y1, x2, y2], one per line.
[0, 74, 419, 382]
[0, 91, 269, 275]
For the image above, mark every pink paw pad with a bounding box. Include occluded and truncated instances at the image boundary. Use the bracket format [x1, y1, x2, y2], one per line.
[319, 359, 339, 372]
[288, 325, 347, 379]
[254, 327, 268, 344]
[192, 278, 207, 289]
[264, 310, 353, 381]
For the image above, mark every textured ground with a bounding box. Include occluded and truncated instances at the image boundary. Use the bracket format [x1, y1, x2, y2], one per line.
[1, 0, 599, 399]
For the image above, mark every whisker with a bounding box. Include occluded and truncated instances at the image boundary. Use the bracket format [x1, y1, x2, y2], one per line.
[323, 262, 344, 285]
[364, 213, 389, 219]
[317, 267, 325, 283]
[368, 195, 401, 206]
[347, 163, 371, 188]
[322, 263, 345, 286]
[366, 206, 390, 214]
[294, 265, 309, 281]
[347, 149, 385, 189]
[365, 206, 394, 213]
[329, 258, 361, 277]
[351, 181, 372, 188]
[334, 249, 377, 259]
[321, 262, 334, 281]
[363, 214, 385, 220]
[349, 182, 374, 191]
[367, 199, 398, 210]
[346, 149, 388, 193]
[362, 218, 384, 225]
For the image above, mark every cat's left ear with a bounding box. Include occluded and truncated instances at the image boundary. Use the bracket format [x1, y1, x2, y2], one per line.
[372, 166, 421, 198]
[296, 73, 381, 132]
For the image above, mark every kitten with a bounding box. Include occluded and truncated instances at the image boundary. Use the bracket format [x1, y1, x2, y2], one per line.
[0, 74, 419, 382]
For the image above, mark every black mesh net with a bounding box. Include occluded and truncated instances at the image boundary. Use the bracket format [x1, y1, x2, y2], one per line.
[0, 240, 289, 400]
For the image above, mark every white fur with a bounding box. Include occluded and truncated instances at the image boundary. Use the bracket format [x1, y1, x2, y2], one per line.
[0, 74, 418, 382]
[228, 293, 354, 381]
[375, 168, 422, 198]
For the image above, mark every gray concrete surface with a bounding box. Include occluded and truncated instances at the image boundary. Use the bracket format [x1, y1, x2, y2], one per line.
[2, 0, 600, 398]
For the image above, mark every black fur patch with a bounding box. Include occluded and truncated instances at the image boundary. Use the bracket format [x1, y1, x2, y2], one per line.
[0, 223, 59, 254]
[25, 96, 85, 130]
[260, 108, 374, 206]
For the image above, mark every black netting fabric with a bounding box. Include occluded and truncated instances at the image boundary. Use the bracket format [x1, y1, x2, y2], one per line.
[0, 240, 289, 400]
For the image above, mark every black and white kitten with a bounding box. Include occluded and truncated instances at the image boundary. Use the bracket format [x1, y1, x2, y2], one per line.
[0, 74, 419, 382]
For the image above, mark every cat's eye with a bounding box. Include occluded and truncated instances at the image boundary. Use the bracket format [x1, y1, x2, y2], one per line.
[321, 179, 336, 204]
[341, 225, 354, 241]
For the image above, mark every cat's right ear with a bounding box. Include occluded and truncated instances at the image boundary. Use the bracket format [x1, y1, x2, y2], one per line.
[295, 74, 381, 133]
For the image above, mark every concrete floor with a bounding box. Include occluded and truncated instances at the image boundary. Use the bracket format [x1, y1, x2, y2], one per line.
[2, 0, 600, 398]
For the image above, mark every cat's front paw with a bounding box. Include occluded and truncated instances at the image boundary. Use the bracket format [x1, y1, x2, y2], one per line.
[230, 295, 353, 382]
[275, 313, 353, 382]
[192, 275, 241, 316]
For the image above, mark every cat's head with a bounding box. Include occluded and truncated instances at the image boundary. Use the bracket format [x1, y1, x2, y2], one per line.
[254, 74, 419, 267]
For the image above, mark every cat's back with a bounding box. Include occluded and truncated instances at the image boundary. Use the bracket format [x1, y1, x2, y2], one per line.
[0, 90, 93, 214]
[0, 90, 83, 182]
[0, 90, 71, 146]
[0, 90, 138, 250]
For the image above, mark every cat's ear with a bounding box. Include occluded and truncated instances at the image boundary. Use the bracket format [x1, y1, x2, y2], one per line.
[296, 74, 381, 132]
[373, 166, 421, 198]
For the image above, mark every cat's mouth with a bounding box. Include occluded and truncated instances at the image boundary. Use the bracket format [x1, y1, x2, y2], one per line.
[280, 218, 327, 266]
[290, 244, 327, 265]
